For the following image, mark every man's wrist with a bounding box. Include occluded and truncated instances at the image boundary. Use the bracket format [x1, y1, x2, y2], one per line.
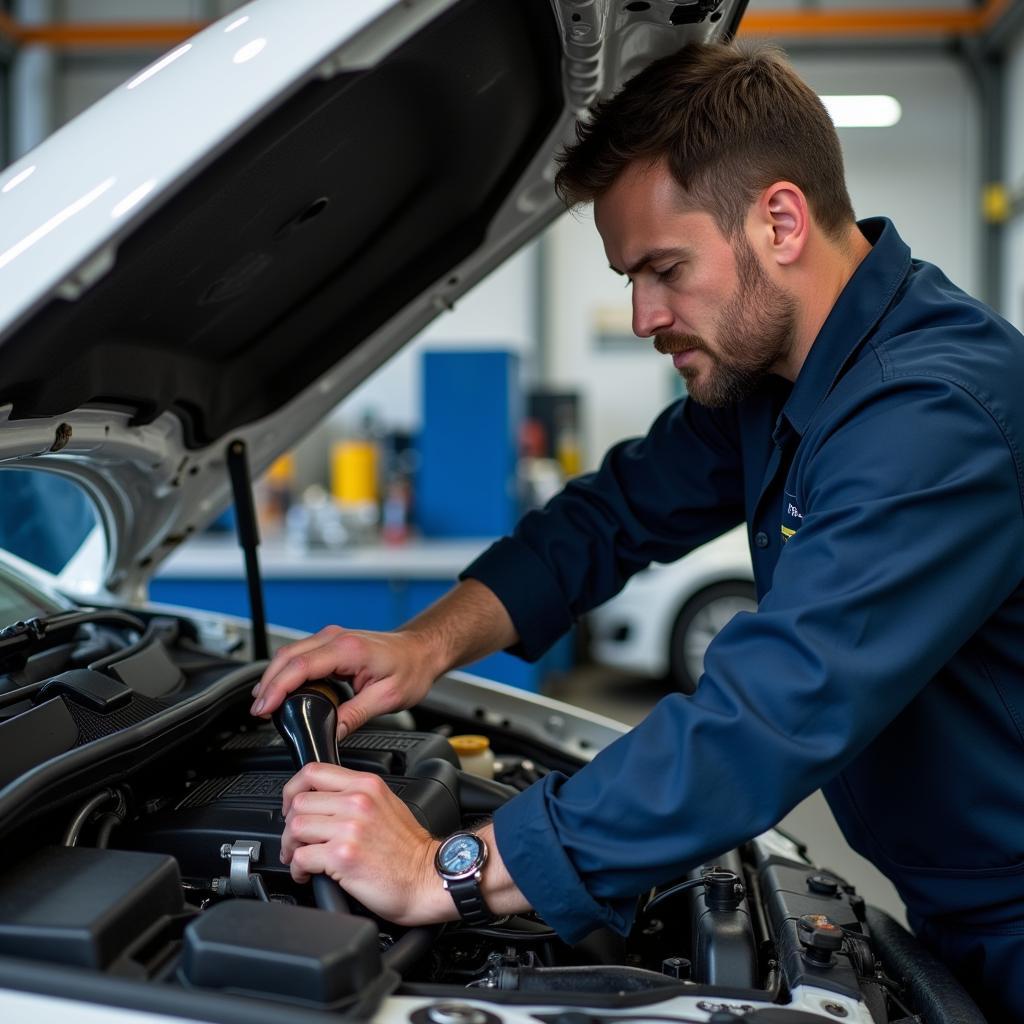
[399, 626, 452, 681]
[413, 838, 459, 925]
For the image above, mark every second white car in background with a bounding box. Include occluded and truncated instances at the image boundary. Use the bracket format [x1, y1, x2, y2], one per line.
[588, 525, 756, 692]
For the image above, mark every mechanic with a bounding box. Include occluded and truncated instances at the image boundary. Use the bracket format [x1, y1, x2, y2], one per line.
[251, 42, 1024, 1019]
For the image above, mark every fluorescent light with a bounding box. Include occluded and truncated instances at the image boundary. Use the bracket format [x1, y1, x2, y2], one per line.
[820, 95, 902, 128]
[233, 38, 267, 65]
[0, 177, 117, 270]
[126, 43, 192, 90]
[1, 165, 36, 194]
[111, 180, 156, 219]
[224, 16, 249, 33]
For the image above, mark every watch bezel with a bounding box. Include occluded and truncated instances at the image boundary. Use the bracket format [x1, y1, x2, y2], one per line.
[435, 831, 488, 882]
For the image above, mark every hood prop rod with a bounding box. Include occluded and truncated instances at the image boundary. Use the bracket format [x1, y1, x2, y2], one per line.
[226, 439, 269, 661]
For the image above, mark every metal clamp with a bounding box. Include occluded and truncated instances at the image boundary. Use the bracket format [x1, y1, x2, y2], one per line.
[215, 839, 270, 901]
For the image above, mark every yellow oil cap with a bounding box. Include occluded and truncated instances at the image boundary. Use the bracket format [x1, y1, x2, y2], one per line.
[450, 735, 490, 755]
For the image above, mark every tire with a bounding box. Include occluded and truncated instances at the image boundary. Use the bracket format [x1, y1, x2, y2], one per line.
[669, 581, 757, 694]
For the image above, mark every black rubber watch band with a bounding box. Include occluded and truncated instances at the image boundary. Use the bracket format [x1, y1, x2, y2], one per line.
[446, 875, 493, 927]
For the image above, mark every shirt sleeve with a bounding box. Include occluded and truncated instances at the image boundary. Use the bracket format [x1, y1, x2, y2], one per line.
[494, 377, 1024, 943]
[461, 397, 747, 660]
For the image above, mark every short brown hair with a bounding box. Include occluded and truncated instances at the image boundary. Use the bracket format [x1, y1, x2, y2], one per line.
[555, 41, 854, 240]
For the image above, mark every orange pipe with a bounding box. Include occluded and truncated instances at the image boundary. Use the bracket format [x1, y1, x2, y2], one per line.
[14, 22, 208, 49]
[0, 2, 1012, 49]
[739, 0, 1010, 38]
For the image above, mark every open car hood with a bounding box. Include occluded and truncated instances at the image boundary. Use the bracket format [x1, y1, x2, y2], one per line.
[0, 0, 746, 597]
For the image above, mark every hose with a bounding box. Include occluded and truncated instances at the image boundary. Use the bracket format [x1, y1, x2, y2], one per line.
[62, 788, 120, 846]
[493, 964, 689, 993]
[93, 812, 123, 849]
[864, 906, 988, 1024]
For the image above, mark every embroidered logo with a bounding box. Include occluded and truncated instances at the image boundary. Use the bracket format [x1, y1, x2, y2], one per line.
[781, 492, 804, 542]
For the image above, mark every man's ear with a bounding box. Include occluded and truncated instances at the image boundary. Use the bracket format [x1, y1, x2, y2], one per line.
[757, 182, 808, 267]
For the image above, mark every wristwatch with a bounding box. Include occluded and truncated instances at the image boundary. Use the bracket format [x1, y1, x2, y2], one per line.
[435, 831, 493, 926]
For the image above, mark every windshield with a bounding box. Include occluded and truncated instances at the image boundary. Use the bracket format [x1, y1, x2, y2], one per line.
[0, 470, 95, 575]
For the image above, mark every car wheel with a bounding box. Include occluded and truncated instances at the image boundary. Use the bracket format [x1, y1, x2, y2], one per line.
[669, 581, 758, 694]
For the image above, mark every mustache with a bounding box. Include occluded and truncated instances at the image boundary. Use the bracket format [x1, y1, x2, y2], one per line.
[653, 334, 707, 356]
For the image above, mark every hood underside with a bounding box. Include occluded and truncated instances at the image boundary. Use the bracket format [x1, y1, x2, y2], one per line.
[0, 0, 563, 448]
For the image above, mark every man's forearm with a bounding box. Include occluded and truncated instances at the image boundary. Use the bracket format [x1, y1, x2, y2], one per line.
[400, 578, 519, 677]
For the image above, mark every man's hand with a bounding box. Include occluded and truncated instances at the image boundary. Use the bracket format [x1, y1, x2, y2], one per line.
[280, 764, 533, 925]
[279, 763, 452, 926]
[251, 626, 441, 739]
[249, 580, 519, 739]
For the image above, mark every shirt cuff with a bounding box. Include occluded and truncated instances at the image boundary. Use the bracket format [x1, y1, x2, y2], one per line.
[493, 773, 636, 944]
[460, 537, 574, 662]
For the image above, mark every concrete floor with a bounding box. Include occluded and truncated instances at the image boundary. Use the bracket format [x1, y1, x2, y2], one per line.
[545, 664, 908, 926]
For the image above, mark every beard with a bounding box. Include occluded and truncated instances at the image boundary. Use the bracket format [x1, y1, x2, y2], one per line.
[654, 236, 797, 408]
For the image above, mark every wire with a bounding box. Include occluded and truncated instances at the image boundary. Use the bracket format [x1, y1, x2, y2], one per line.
[644, 876, 707, 913]
[872, 971, 917, 1019]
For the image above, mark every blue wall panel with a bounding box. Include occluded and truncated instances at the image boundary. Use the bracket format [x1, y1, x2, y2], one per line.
[417, 350, 521, 538]
[148, 575, 568, 693]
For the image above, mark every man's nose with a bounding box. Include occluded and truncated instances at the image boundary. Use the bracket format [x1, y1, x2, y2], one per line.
[632, 286, 673, 339]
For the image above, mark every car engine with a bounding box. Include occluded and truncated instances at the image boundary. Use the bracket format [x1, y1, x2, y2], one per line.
[0, 607, 985, 1023]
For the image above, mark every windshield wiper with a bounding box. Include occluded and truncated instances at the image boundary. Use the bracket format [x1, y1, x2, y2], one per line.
[0, 608, 145, 678]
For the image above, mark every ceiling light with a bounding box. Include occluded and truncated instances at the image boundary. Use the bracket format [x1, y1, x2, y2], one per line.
[820, 95, 902, 128]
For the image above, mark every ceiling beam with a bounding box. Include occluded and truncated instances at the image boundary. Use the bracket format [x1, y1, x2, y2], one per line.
[738, 0, 1009, 39]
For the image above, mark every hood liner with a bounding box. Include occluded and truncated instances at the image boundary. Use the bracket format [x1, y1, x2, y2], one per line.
[0, 0, 562, 449]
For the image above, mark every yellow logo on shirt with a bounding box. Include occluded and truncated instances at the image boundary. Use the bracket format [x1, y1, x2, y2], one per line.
[781, 494, 803, 543]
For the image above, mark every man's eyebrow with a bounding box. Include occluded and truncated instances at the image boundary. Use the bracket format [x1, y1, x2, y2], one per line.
[609, 247, 692, 276]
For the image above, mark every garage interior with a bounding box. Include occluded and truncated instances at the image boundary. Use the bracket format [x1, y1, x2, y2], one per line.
[3, 0, 1024, 940]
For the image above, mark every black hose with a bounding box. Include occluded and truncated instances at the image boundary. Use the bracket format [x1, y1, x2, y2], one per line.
[62, 788, 118, 846]
[312, 874, 351, 915]
[87, 618, 162, 671]
[494, 964, 689, 993]
[94, 812, 123, 849]
[864, 905, 988, 1024]
[644, 875, 707, 912]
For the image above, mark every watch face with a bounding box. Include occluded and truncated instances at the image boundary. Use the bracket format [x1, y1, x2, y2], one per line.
[438, 833, 483, 877]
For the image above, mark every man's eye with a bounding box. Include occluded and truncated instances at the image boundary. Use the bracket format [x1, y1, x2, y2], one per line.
[656, 264, 681, 282]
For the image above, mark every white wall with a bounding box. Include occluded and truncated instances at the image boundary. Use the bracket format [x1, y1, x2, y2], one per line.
[545, 52, 981, 465]
[339, 244, 539, 433]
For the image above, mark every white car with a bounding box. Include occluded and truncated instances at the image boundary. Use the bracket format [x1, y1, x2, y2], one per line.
[0, 2, 985, 1022]
[589, 526, 756, 692]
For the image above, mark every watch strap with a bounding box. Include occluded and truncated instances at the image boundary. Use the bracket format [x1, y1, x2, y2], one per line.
[445, 874, 493, 926]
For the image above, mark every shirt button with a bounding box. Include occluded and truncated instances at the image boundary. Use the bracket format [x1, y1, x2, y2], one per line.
[754, 531, 769, 548]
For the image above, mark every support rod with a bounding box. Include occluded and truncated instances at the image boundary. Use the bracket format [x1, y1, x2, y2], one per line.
[226, 439, 269, 662]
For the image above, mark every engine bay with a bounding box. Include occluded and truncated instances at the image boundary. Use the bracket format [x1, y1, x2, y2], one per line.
[0, 607, 974, 1022]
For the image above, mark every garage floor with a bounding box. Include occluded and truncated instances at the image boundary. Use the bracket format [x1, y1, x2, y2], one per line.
[546, 665, 909, 926]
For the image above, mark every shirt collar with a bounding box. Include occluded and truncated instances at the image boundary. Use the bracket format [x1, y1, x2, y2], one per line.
[777, 217, 911, 441]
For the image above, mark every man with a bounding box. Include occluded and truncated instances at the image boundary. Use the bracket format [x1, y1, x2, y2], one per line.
[251, 43, 1024, 1017]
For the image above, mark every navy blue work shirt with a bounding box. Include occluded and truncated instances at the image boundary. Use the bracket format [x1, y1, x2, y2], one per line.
[461, 219, 1024, 1017]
